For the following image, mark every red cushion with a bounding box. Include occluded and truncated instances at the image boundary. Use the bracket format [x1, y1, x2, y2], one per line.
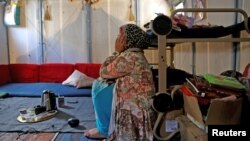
[0, 65, 11, 85]
[39, 63, 74, 82]
[9, 64, 39, 83]
[75, 63, 101, 79]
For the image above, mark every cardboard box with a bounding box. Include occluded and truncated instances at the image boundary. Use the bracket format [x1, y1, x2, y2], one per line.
[182, 85, 242, 131]
[176, 115, 207, 141]
[159, 109, 183, 137]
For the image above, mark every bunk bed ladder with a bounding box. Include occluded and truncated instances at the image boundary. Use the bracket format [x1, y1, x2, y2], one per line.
[150, 14, 180, 141]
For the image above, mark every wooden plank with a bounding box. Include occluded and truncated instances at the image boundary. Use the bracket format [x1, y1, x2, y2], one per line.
[0, 132, 55, 141]
[0, 132, 102, 141]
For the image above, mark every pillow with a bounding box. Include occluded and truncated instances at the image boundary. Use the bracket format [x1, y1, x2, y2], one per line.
[62, 70, 95, 88]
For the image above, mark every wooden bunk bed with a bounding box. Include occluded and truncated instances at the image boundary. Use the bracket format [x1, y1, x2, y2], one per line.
[151, 8, 250, 141]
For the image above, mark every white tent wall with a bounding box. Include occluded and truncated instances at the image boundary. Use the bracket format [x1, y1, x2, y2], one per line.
[91, 0, 170, 63]
[5, 0, 90, 64]
[1, 0, 170, 65]
[0, 0, 249, 74]
[42, 0, 89, 63]
[0, 4, 8, 64]
[91, 0, 132, 63]
[7, 0, 40, 64]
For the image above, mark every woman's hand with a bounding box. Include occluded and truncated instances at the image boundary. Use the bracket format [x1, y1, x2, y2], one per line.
[115, 28, 126, 53]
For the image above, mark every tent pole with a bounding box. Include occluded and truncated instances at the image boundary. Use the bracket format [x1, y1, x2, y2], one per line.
[39, 0, 44, 64]
[86, 3, 92, 62]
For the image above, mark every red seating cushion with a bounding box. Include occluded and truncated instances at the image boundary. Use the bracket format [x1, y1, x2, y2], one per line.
[0, 65, 11, 85]
[9, 64, 39, 83]
[75, 63, 101, 79]
[1, 63, 100, 84]
[39, 63, 74, 83]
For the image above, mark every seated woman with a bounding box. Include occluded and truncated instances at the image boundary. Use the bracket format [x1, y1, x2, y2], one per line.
[84, 24, 156, 141]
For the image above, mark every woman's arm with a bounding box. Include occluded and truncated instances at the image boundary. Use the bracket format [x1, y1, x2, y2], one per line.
[100, 53, 134, 79]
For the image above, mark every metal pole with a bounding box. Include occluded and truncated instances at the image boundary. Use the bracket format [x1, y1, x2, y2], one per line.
[86, 3, 92, 62]
[232, 0, 243, 71]
[135, 0, 140, 25]
[39, 0, 44, 64]
[6, 27, 10, 64]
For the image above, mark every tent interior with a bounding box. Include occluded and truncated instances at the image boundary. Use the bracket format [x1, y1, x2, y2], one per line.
[0, 0, 250, 141]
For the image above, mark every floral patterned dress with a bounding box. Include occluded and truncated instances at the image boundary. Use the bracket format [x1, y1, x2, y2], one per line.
[100, 48, 156, 141]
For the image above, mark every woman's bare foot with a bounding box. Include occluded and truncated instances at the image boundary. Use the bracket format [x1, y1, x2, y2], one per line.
[84, 128, 106, 139]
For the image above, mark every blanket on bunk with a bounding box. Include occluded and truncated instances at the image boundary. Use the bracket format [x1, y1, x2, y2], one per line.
[145, 17, 250, 47]
[0, 97, 95, 132]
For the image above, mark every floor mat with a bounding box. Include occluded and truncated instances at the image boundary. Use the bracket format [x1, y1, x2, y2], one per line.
[0, 97, 96, 132]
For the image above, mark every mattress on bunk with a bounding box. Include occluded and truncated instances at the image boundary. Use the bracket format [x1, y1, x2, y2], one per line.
[0, 83, 92, 97]
[146, 16, 250, 47]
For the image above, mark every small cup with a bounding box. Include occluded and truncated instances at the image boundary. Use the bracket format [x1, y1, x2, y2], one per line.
[58, 96, 65, 107]
[19, 108, 27, 115]
[19, 108, 27, 120]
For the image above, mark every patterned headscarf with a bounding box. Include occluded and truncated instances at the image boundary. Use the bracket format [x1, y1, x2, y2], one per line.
[123, 24, 150, 49]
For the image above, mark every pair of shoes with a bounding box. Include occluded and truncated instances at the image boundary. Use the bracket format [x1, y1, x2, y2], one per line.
[84, 128, 107, 140]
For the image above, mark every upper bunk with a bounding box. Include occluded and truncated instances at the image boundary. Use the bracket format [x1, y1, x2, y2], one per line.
[149, 8, 250, 94]
[151, 8, 250, 141]
[146, 8, 250, 47]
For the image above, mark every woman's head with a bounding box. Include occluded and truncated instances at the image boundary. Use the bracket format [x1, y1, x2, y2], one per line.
[120, 24, 150, 50]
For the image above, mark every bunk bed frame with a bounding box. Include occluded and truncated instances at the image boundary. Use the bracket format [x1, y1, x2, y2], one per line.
[152, 8, 250, 141]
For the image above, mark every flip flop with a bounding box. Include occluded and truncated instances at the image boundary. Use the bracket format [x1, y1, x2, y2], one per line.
[85, 136, 106, 140]
[84, 128, 107, 140]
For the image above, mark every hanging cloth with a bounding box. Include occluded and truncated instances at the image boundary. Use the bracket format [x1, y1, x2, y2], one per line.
[44, 0, 52, 21]
[128, 0, 135, 21]
[4, 0, 21, 26]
